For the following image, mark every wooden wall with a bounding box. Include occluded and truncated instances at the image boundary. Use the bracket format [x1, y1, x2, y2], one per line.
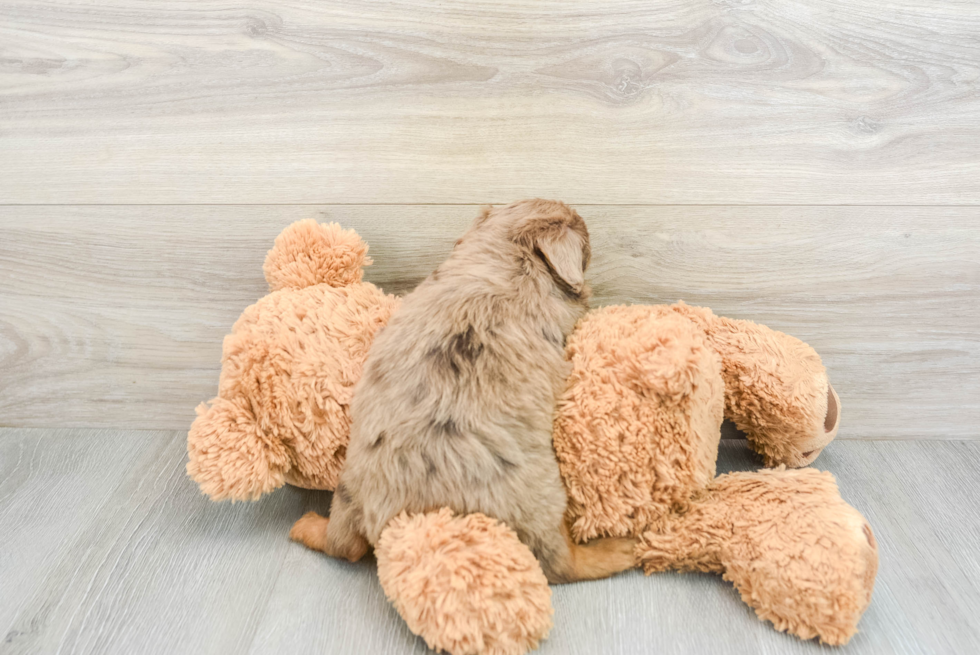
[1, 0, 977, 437]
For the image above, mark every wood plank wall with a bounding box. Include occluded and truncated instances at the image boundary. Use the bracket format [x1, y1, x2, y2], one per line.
[1, 1, 977, 436]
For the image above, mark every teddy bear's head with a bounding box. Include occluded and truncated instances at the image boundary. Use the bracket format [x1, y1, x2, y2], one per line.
[187, 220, 400, 501]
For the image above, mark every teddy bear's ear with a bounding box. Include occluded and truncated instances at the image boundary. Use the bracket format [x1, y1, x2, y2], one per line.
[263, 219, 371, 292]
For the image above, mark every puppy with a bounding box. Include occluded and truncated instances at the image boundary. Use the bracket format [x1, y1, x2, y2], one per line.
[290, 199, 637, 583]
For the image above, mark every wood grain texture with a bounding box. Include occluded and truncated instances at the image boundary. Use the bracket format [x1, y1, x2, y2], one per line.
[535, 439, 980, 655]
[0, 428, 162, 638]
[1, 205, 977, 437]
[0, 429, 306, 655]
[3, 429, 976, 654]
[1, 0, 979, 204]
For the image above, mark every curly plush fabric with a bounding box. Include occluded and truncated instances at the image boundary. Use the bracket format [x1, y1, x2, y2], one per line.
[554, 306, 724, 542]
[186, 395, 292, 500]
[263, 219, 371, 291]
[376, 509, 553, 655]
[187, 220, 400, 501]
[189, 219, 872, 650]
[638, 468, 878, 645]
[554, 302, 842, 544]
[664, 302, 835, 467]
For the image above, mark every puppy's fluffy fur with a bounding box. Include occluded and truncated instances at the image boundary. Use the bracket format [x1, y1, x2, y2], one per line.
[291, 199, 636, 583]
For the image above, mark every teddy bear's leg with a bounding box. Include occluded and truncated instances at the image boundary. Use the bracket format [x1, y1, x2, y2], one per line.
[186, 397, 292, 501]
[667, 303, 840, 467]
[638, 468, 878, 645]
[376, 509, 554, 655]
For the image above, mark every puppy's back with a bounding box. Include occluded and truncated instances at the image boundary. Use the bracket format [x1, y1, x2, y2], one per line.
[342, 200, 591, 545]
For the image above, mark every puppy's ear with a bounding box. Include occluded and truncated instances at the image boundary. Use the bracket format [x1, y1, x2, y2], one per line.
[536, 227, 586, 294]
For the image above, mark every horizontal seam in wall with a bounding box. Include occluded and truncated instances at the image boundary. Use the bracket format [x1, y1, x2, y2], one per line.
[2, 203, 980, 208]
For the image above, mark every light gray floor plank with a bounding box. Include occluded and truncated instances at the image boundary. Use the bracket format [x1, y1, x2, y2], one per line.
[0, 428, 304, 655]
[2, 206, 977, 438]
[1, 0, 978, 204]
[246, 439, 980, 655]
[247, 491, 431, 655]
[0, 428, 166, 637]
[2, 435, 978, 653]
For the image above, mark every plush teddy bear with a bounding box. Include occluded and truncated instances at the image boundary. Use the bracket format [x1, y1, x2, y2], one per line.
[374, 304, 874, 654]
[186, 219, 400, 500]
[187, 220, 877, 655]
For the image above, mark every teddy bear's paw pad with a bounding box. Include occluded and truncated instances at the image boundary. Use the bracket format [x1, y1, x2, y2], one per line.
[824, 383, 841, 435]
[376, 508, 554, 655]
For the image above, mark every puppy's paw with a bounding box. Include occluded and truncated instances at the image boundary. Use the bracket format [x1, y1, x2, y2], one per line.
[290, 511, 330, 552]
[607, 536, 641, 569]
[574, 535, 640, 580]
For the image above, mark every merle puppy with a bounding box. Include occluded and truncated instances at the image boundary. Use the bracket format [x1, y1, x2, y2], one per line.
[290, 199, 636, 583]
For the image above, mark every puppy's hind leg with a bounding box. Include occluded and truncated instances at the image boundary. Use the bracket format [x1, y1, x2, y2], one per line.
[289, 488, 369, 563]
[563, 522, 639, 582]
[535, 521, 638, 584]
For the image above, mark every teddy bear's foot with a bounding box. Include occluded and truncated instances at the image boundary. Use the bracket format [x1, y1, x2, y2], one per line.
[796, 382, 841, 466]
[665, 303, 842, 467]
[638, 468, 877, 645]
[377, 508, 553, 655]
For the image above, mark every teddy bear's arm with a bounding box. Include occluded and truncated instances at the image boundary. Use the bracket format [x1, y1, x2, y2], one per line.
[187, 396, 292, 501]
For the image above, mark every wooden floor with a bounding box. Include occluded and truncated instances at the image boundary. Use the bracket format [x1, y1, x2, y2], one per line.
[1, 431, 977, 655]
[1, 0, 979, 653]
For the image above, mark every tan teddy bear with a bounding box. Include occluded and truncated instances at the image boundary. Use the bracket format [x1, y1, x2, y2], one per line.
[187, 219, 877, 655]
[187, 220, 399, 500]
